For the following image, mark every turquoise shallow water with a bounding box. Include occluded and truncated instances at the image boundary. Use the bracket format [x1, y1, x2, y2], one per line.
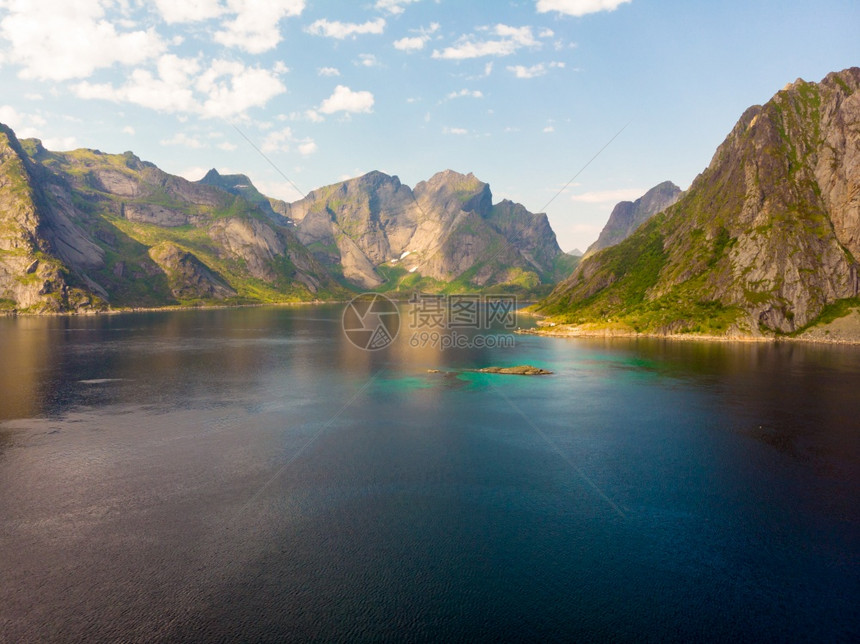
[0, 305, 858, 641]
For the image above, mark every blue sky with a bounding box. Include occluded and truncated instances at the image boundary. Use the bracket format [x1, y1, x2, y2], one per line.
[0, 0, 856, 252]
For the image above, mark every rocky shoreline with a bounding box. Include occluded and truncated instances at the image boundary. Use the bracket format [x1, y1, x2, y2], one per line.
[517, 320, 860, 345]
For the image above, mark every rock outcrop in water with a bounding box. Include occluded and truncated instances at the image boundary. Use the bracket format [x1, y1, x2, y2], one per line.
[427, 365, 553, 376]
[537, 67, 860, 337]
[475, 365, 553, 375]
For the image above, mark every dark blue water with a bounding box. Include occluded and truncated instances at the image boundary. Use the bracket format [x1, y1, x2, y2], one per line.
[0, 306, 857, 642]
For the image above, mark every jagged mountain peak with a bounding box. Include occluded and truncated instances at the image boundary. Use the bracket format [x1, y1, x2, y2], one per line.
[342, 170, 403, 191]
[418, 169, 485, 192]
[539, 66, 860, 337]
[414, 169, 491, 217]
[284, 168, 564, 292]
[199, 167, 253, 186]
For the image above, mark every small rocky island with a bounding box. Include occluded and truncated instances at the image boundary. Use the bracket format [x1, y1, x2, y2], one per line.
[428, 365, 553, 376]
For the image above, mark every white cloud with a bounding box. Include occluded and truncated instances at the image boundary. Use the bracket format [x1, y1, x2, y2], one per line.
[543, 125, 555, 133]
[153, 0, 224, 23]
[507, 61, 565, 78]
[122, 125, 136, 135]
[536, 0, 632, 17]
[298, 140, 317, 156]
[0, 105, 46, 138]
[393, 22, 439, 51]
[570, 188, 645, 203]
[178, 166, 210, 181]
[494, 24, 539, 46]
[75, 54, 199, 113]
[261, 127, 293, 153]
[254, 128, 317, 158]
[358, 53, 379, 67]
[443, 126, 468, 135]
[305, 109, 324, 123]
[0, 0, 165, 81]
[431, 24, 547, 60]
[150, 0, 305, 52]
[196, 59, 286, 118]
[318, 66, 341, 76]
[446, 89, 483, 100]
[41, 136, 77, 150]
[375, 0, 420, 15]
[0, 106, 74, 149]
[160, 132, 206, 148]
[74, 56, 286, 118]
[318, 85, 375, 115]
[306, 18, 385, 39]
[255, 178, 304, 202]
[214, 0, 306, 53]
[217, 141, 238, 151]
[394, 36, 426, 51]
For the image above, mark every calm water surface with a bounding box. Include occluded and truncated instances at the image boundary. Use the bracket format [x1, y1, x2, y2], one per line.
[0, 306, 858, 642]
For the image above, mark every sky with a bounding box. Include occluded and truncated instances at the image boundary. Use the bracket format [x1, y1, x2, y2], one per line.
[0, 0, 857, 253]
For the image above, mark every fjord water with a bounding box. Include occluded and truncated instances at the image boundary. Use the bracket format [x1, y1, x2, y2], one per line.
[0, 307, 857, 642]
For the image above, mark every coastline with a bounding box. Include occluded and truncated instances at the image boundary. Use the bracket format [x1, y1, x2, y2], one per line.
[0, 299, 351, 319]
[6, 300, 860, 346]
[516, 322, 860, 346]
[0, 293, 540, 318]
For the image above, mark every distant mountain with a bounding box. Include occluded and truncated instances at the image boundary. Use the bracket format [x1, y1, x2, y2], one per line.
[582, 181, 681, 258]
[0, 126, 344, 313]
[537, 67, 860, 337]
[286, 169, 576, 293]
[567, 248, 584, 257]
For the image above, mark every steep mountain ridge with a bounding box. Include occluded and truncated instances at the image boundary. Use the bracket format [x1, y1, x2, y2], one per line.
[538, 67, 860, 337]
[0, 128, 344, 312]
[0, 125, 103, 312]
[583, 181, 681, 258]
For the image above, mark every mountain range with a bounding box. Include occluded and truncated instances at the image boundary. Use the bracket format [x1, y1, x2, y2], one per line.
[537, 67, 860, 338]
[0, 128, 570, 313]
[3, 66, 859, 341]
[286, 169, 575, 291]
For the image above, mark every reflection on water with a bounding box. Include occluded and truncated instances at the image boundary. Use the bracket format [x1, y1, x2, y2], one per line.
[0, 307, 858, 642]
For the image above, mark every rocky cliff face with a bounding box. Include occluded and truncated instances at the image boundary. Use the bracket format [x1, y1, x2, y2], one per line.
[583, 181, 681, 258]
[538, 68, 860, 336]
[0, 130, 344, 313]
[287, 169, 571, 292]
[0, 126, 102, 312]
